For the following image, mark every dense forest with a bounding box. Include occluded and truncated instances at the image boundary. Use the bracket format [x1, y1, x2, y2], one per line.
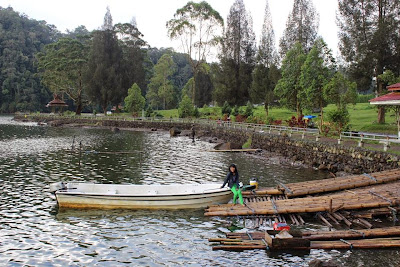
[1, 0, 400, 122]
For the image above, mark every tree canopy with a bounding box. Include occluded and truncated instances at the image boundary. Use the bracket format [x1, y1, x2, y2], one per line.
[0, 7, 58, 113]
[279, 0, 319, 57]
[167, 1, 223, 103]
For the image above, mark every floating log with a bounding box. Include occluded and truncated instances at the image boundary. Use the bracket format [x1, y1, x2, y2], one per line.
[310, 237, 400, 250]
[278, 169, 400, 197]
[207, 149, 261, 152]
[209, 227, 400, 251]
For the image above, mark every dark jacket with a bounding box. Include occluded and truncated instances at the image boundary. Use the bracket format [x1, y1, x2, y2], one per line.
[221, 171, 239, 188]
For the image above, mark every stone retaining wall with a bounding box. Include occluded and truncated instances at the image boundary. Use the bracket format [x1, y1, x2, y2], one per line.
[197, 124, 399, 174]
[16, 115, 399, 174]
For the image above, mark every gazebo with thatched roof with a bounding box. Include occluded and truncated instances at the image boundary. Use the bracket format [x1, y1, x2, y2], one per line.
[46, 93, 68, 114]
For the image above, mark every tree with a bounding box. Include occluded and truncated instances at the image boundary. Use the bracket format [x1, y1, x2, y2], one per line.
[85, 8, 123, 114]
[378, 70, 400, 87]
[300, 38, 335, 132]
[124, 83, 145, 115]
[178, 94, 195, 118]
[194, 63, 213, 107]
[323, 72, 357, 110]
[146, 54, 176, 109]
[115, 22, 147, 96]
[167, 1, 224, 103]
[257, 0, 278, 67]
[216, 0, 256, 106]
[37, 38, 89, 115]
[275, 43, 306, 117]
[337, 0, 400, 123]
[279, 0, 319, 57]
[250, 0, 279, 115]
[0, 7, 57, 113]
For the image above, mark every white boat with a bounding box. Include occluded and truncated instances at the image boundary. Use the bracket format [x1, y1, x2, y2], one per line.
[50, 182, 232, 210]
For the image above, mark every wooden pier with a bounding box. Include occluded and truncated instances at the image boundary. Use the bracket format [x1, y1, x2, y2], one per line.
[206, 169, 400, 229]
[205, 180, 400, 216]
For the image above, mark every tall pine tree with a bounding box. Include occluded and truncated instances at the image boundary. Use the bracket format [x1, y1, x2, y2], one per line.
[279, 0, 319, 57]
[215, 0, 256, 106]
[250, 0, 280, 115]
[85, 7, 123, 114]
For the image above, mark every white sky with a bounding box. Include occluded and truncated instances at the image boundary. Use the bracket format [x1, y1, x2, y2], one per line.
[0, 0, 339, 56]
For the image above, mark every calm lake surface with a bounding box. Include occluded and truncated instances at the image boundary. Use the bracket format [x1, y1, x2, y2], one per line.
[0, 115, 399, 266]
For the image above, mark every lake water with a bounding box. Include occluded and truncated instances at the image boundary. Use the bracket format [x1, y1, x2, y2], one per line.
[0, 115, 399, 266]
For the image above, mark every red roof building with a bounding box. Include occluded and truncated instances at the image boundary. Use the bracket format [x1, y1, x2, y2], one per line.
[370, 83, 400, 105]
[387, 83, 400, 91]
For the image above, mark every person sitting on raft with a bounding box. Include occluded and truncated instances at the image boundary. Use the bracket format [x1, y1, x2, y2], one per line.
[221, 163, 244, 205]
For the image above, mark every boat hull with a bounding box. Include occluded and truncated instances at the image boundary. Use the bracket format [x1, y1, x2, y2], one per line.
[54, 183, 232, 210]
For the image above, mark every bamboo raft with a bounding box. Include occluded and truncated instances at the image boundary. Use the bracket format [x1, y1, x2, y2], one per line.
[209, 226, 400, 251]
[205, 180, 400, 217]
[242, 169, 400, 198]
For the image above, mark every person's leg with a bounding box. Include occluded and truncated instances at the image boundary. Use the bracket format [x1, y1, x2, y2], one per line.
[238, 188, 244, 205]
[231, 185, 238, 204]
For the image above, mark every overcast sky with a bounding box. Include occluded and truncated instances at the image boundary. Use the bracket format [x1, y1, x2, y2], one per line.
[1, 0, 339, 56]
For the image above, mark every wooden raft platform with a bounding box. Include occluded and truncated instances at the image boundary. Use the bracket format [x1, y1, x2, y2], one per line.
[205, 180, 400, 217]
[242, 169, 400, 198]
[209, 226, 400, 251]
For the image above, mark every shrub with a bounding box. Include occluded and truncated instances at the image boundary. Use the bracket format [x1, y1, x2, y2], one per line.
[327, 108, 350, 135]
[178, 95, 195, 118]
[286, 115, 306, 128]
[231, 105, 240, 116]
[244, 101, 254, 117]
[193, 107, 200, 118]
[235, 114, 246, 122]
[221, 101, 231, 115]
[145, 106, 154, 117]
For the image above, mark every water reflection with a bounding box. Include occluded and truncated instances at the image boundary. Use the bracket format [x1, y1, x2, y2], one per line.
[1, 115, 399, 266]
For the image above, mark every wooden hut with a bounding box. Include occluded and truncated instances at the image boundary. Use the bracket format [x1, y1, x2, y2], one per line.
[46, 94, 68, 113]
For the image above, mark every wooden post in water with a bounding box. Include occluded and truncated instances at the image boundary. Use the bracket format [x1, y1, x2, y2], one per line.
[78, 141, 82, 167]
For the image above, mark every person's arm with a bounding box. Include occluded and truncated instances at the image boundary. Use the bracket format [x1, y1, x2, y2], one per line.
[221, 173, 229, 188]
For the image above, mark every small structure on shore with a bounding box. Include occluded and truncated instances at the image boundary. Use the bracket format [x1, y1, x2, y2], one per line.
[46, 93, 68, 113]
[369, 82, 400, 138]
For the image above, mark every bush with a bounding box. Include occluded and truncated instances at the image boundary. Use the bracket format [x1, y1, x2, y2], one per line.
[286, 115, 306, 128]
[231, 105, 239, 116]
[193, 107, 200, 118]
[221, 101, 231, 115]
[327, 108, 350, 135]
[145, 106, 153, 117]
[178, 95, 195, 118]
[244, 101, 254, 117]
[235, 114, 247, 122]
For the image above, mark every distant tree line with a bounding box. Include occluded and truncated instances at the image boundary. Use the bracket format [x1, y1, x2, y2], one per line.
[1, 0, 400, 125]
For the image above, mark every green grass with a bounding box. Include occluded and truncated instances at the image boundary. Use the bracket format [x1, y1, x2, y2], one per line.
[157, 109, 179, 118]
[154, 103, 397, 134]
